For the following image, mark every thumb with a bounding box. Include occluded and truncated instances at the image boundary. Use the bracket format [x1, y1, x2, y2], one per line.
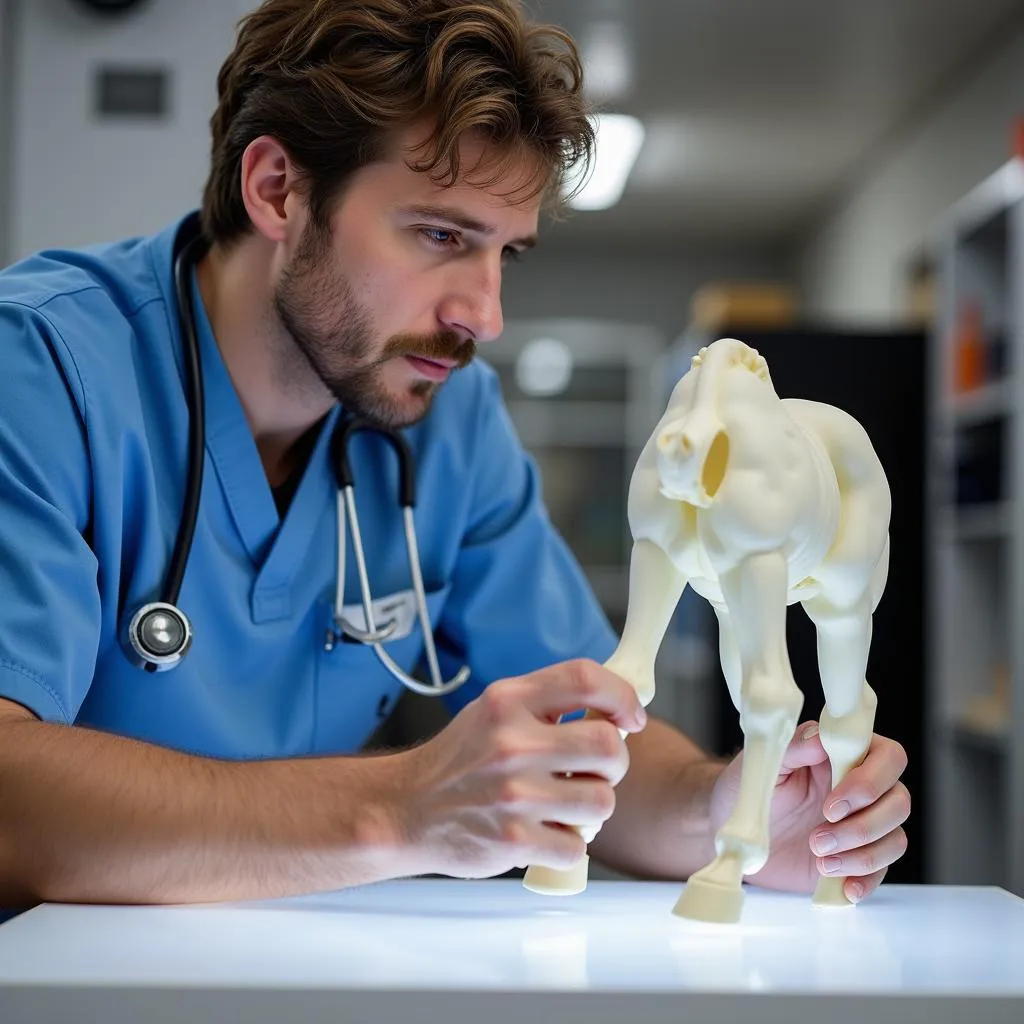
[778, 721, 829, 776]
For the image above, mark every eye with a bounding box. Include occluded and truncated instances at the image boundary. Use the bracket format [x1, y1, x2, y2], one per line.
[502, 247, 523, 265]
[420, 228, 459, 249]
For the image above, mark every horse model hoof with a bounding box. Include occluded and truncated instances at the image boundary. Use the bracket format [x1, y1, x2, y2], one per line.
[523, 855, 590, 896]
[812, 875, 854, 908]
[672, 875, 745, 923]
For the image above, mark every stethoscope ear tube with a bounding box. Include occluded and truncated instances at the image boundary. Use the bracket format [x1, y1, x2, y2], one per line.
[331, 416, 416, 507]
[125, 225, 208, 673]
[328, 415, 470, 696]
[164, 232, 208, 607]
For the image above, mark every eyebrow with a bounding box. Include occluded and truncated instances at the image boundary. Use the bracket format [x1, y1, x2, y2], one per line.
[401, 204, 538, 250]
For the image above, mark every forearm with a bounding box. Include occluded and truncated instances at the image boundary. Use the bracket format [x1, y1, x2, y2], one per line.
[590, 717, 726, 879]
[0, 718, 414, 907]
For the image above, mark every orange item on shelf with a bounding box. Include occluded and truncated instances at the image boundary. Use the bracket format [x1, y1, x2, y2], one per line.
[953, 301, 986, 393]
[1013, 117, 1024, 160]
[959, 665, 1010, 737]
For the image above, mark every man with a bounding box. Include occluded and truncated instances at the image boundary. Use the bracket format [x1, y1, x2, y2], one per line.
[0, 0, 908, 909]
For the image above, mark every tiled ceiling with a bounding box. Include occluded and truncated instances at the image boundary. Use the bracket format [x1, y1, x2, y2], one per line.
[528, 0, 1024, 243]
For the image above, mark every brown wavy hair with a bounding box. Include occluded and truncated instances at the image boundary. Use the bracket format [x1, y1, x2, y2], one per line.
[200, 0, 595, 246]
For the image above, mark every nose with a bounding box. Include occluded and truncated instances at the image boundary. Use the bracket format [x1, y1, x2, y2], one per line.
[437, 253, 504, 344]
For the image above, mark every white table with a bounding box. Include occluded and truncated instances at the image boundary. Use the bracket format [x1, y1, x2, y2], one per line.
[0, 879, 1022, 1023]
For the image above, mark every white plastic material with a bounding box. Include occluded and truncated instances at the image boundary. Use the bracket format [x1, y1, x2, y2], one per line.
[521, 855, 590, 896]
[526, 339, 890, 920]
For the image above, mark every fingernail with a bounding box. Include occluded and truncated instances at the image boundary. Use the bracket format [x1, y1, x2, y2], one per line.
[826, 799, 851, 822]
[636, 706, 648, 729]
[813, 831, 838, 855]
[823, 856, 843, 875]
[847, 882, 865, 903]
[802, 722, 819, 741]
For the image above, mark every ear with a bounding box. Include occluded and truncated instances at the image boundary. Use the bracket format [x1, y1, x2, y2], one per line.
[239, 135, 304, 245]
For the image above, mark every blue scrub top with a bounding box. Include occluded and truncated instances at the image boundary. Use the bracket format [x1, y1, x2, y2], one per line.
[0, 215, 616, 759]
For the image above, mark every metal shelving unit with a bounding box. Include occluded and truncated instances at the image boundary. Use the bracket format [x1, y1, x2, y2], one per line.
[928, 158, 1024, 895]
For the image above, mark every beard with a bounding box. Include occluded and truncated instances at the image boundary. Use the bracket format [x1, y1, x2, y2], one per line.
[274, 222, 476, 429]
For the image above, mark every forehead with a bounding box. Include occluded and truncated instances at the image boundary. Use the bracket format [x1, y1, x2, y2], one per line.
[369, 123, 547, 224]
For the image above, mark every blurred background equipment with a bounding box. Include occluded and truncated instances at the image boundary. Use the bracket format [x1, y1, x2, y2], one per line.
[688, 283, 798, 332]
[69, 0, 151, 16]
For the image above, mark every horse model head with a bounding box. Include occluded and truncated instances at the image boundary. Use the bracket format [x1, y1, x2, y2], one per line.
[655, 338, 774, 508]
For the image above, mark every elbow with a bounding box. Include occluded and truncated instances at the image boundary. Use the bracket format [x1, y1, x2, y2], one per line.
[0, 814, 51, 908]
[0, 856, 43, 911]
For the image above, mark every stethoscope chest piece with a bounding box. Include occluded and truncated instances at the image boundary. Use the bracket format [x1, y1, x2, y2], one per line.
[128, 601, 193, 671]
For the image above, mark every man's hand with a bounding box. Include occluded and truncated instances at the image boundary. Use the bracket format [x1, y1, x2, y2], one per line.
[389, 659, 647, 880]
[709, 721, 910, 902]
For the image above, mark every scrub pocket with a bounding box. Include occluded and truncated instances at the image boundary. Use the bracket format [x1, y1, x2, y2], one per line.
[313, 583, 452, 751]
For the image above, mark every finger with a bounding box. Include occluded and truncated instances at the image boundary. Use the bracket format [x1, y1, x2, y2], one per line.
[537, 718, 630, 783]
[523, 659, 647, 733]
[498, 775, 617, 830]
[816, 825, 908, 880]
[778, 721, 829, 775]
[811, 782, 911, 857]
[845, 868, 887, 904]
[513, 820, 587, 871]
[823, 734, 908, 823]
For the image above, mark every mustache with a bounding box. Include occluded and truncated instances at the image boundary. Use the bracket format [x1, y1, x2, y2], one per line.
[382, 331, 476, 369]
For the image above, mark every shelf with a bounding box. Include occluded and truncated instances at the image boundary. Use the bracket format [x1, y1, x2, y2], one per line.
[949, 159, 1024, 243]
[928, 159, 1024, 894]
[940, 502, 1013, 542]
[946, 718, 1010, 755]
[949, 378, 1013, 425]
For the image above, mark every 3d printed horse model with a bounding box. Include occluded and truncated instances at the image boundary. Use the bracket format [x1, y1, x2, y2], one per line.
[524, 337, 890, 923]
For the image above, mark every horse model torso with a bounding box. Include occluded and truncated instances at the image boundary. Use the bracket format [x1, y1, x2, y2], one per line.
[629, 342, 889, 610]
[644, 398, 841, 607]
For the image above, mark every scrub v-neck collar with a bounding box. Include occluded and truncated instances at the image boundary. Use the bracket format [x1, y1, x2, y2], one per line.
[189, 268, 339, 623]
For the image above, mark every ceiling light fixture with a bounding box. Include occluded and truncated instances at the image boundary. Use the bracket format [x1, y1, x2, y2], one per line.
[566, 113, 645, 212]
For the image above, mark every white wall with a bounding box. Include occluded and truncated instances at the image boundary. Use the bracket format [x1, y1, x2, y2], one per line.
[0, 0, 12, 264]
[797, 17, 1024, 323]
[502, 239, 787, 344]
[9, 0, 252, 260]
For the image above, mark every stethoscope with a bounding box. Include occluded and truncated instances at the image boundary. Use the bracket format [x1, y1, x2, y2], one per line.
[124, 220, 470, 697]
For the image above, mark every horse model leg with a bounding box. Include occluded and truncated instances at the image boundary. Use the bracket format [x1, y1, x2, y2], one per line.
[801, 590, 878, 907]
[603, 538, 688, 708]
[673, 549, 802, 923]
[712, 601, 742, 712]
[522, 538, 686, 896]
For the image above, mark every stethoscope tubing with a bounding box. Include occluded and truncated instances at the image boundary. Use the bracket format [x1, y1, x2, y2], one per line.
[126, 219, 469, 696]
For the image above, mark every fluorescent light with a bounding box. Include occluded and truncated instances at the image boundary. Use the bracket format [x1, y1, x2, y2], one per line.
[566, 114, 645, 211]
